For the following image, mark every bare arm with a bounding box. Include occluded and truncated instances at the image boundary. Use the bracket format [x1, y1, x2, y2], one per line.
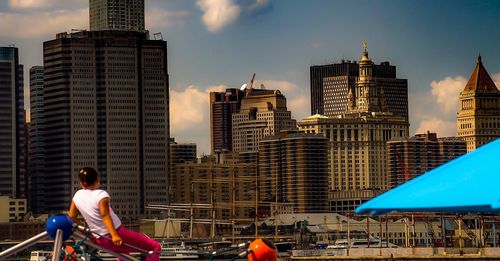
[98, 197, 123, 246]
[68, 201, 80, 224]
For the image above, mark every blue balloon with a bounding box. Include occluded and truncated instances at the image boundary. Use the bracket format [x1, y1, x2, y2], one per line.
[46, 215, 74, 240]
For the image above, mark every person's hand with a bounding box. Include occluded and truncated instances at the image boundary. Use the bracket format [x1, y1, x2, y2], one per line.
[111, 234, 123, 246]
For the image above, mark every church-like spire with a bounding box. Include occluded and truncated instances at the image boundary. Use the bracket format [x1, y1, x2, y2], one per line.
[360, 40, 371, 62]
[463, 55, 498, 92]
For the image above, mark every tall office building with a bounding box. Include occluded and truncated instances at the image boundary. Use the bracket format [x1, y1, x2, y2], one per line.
[259, 131, 328, 213]
[232, 88, 296, 154]
[41, 30, 169, 218]
[310, 43, 408, 121]
[456, 55, 500, 152]
[90, 0, 145, 31]
[387, 132, 466, 188]
[298, 44, 410, 212]
[0, 47, 26, 199]
[210, 88, 245, 153]
[29, 66, 45, 213]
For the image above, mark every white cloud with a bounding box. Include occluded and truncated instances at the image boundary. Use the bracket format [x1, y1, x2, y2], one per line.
[412, 72, 500, 138]
[0, 9, 88, 38]
[429, 76, 467, 114]
[492, 73, 500, 87]
[197, 0, 240, 33]
[415, 118, 456, 137]
[170, 84, 231, 155]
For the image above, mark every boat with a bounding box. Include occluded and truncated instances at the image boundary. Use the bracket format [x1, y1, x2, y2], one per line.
[30, 250, 52, 261]
[327, 238, 399, 249]
[160, 242, 199, 260]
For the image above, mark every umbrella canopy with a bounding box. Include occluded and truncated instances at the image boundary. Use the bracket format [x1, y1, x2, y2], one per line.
[355, 138, 500, 216]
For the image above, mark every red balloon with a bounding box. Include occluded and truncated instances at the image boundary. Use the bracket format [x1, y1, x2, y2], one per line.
[247, 239, 277, 261]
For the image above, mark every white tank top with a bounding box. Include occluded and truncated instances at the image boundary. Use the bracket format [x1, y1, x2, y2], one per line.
[72, 189, 122, 237]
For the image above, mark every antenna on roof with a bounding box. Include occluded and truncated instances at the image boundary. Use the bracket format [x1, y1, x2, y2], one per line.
[153, 32, 163, 40]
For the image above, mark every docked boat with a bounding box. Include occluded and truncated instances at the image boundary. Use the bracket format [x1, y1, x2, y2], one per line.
[327, 238, 399, 249]
[160, 242, 199, 260]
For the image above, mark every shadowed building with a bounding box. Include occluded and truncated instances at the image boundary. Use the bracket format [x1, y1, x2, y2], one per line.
[310, 45, 408, 122]
[258, 131, 328, 213]
[457, 55, 500, 152]
[90, 0, 145, 31]
[40, 30, 169, 218]
[0, 47, 26, 199]
[29, 66, 45, 213]
[210, 88, 245, 153]
[387, 132, 466, 188]
[232, 88, 296, 154]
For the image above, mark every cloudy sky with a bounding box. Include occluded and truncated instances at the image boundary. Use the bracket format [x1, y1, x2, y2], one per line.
[1, 0, 499, 155]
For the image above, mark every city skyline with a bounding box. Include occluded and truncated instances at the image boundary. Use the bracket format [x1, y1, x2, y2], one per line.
[0, 0, 499, 155]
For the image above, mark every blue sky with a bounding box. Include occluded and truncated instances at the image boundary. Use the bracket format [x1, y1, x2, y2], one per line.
[1, 0, 499, 155]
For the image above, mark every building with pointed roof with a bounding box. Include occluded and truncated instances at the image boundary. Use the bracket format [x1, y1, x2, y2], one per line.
[456, 55, 500, 152]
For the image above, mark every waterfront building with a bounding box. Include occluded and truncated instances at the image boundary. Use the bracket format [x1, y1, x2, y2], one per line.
[456, 55, 500, 152]
[232, 88, 296, 154]
[169, 139, 196, 201]
[0, 47, 26, 199]
[310, 45, 408, 121]
[387, 132, 466, 188]
[40, 30, 169, 218]
[29, 66, 45, 213]
[298, 43, 409, 212]
[210, 88, 245, 153]
[0, 196, 27, 222]
[90, 0, 145, 31]
[258, 131, 328, 213]
[171, 154, 257, 220]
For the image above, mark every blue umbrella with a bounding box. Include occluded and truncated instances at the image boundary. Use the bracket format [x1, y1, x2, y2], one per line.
[355, 138, 500, 216]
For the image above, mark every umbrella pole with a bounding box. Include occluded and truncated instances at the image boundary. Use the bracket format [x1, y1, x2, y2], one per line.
[441, 214, 446, 248]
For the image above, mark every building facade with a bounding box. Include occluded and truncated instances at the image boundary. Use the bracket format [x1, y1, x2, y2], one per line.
[171, 155, 257, 220]
[29, 66, 45, 213]
[298, 113, 409, 212]
[39, 30, 169, 218]
[387, 132, 466, 188]
[0, 47, 26, 199]
[456, 55, 500, 152]
[0, 196, 27, 222]
[300, 44, 410, 212]
[210, 88, 245, 153]
[232, 88, 296, 154]
[258, 131, 328, 213]
[169, 139, 196, 201]
[310, 45, 408, 121]
[89, 0, 145, 31]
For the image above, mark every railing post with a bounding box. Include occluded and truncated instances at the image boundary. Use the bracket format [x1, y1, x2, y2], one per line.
[0, 231, 48, 259]
[51, 229, 64, 261]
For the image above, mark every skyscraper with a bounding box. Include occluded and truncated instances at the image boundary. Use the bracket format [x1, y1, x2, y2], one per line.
[310, 43, 408, 121]
[232, 88, 296, 154]
[90, 0, 145, 31]
[259, 131, 328, 213]
[457, 55, 500, 152]
[41, 30, 169, 218]
[299, 44, 409, 212]
[209, 88, 245, 153]
[387, 132, 466, 189]
[29, 66, 45, 213]
[0, 47, 26, 199]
